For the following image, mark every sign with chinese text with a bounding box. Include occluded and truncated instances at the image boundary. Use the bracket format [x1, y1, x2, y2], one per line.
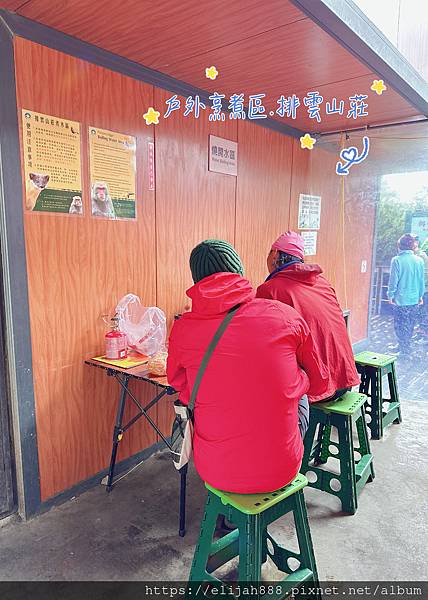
[89, 127, 136, 219]
[301, 231, 318, 256]
[209, 135, 237, 176]
[22, 110, 82, 214]
[148, 142, 155, 191]
[298, 194, 321, 230]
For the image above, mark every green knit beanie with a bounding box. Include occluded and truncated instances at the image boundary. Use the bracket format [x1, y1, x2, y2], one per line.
[190, 239, 244, 283]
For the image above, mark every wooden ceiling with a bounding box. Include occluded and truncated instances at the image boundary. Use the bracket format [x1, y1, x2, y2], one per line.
[1, 0, 424, 133]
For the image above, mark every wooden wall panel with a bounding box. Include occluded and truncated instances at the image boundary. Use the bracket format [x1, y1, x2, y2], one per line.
[154, 88, 238, 434]
[235, 120, 293, 286]
[289, 141, 345, 295]
[15, 37, 158, 500]
[154, 89, 238, 321]
[289, 139, 374, 343]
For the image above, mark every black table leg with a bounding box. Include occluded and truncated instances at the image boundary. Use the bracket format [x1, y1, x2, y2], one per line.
[179, 463, 188, 537]
[106, 375, 129, 492]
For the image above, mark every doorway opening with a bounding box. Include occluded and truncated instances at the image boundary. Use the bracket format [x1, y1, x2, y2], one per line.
[369, 170, 428, 401]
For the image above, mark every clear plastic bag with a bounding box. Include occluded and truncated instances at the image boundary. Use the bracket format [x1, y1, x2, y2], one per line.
[115, 294, 166, 356]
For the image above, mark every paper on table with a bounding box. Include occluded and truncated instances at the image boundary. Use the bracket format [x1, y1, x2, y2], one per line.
[92, 354, 149, 369]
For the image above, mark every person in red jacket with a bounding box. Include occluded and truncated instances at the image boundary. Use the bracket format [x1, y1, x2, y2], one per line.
[257, 231, 360, 403]
[167, 239, 328, 494]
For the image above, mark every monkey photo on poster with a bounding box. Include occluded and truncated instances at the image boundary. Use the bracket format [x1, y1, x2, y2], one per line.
[22, 110, 82, 214]
[91, 182, 116, 219]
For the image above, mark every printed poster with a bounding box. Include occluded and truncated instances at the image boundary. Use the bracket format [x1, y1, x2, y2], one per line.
[410, 212, 428, 248]
[89, 127, 136, 219]
[209, 135, 238, 176]
[301, 231, 318, 256]
[298, 194, 321, 230]
[22, 110, 82, 214]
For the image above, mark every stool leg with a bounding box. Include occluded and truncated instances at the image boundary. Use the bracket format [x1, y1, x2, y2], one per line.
[337, 416, 358, 514]
[359, 370, 375, 439]
[189, 494, 218, 582]
[359, 370, 370, 396]
[371, 370, 383, 440]
[317, 422, 332, 465]
[312, 423, 324, 465]
[301, 418, 317, 474]
[312, 421, 331, 466]
[356, 407, 375, 482]
[293, 490, 320, 590]
[238, 514, 262, 582]
[389, 364, 402, 424]
[261, 526, 268, 565]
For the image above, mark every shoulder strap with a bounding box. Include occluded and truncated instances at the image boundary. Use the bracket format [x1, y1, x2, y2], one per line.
[188, 304, 240, 412]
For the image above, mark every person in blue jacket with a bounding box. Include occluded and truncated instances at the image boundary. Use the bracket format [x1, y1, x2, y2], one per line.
[387, 233, 425, 356]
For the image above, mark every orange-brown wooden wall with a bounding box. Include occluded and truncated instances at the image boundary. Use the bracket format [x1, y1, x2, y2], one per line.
[14, 37, 375, 501]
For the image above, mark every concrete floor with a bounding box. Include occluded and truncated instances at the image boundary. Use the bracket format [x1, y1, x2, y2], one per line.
[0, 400, 427, 582]
[369, 314, 428, 402]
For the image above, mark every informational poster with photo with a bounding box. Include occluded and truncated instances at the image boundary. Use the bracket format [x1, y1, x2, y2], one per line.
[298, 194, 321, 230]
[89, 127, 136, 219]
[411, 212, 428, 247]
[209, 135, 238, 176]
[22, 110, 83, 214]
[301, 231, 318, 256]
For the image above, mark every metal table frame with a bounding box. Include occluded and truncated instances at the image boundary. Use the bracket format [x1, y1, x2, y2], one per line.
[85, 359, 188, 536]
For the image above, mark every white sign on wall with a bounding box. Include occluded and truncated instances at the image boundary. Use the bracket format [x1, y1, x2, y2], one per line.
[298, 194, 321, 230]
[301, 231, 318, 256]
[209, 135, 238, 176]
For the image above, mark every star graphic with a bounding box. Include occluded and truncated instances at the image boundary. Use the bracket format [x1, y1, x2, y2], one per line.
[205, 66, 219, 80]
[300, 133, 316, 150]
[370, 79, 387, 95]
[143, 107, 160, 125]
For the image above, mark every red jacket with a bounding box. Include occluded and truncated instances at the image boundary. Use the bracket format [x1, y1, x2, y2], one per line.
[257, 264, 360, 402]
[167, 272, 329, 493]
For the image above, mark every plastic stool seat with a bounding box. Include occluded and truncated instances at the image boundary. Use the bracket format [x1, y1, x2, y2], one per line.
[355, 351, 402, 439]
[316, 392, 367, 415]
[354, 351, 396, 368]
[205, 473, 308, 514]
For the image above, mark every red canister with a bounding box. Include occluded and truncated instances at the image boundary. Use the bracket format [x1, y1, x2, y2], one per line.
[105, 317, 128, 359]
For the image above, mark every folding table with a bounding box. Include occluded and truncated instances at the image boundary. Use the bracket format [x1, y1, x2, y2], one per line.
[85, 358, 188, 536]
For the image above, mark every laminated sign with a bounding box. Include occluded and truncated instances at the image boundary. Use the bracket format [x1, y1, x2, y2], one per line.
[22, 109, 82, 215]
[209, 135, 238, 176]
[89, 126, 137, 219]
[298, 194, 321, 230]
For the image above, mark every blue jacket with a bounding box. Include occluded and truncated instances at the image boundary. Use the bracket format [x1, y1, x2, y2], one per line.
[387, 251, 425, 306]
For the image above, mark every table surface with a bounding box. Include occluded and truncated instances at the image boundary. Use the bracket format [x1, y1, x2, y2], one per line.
[85, 358, 173, 390]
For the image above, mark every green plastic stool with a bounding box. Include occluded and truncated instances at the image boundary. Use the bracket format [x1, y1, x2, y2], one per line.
[189, 474, 319, 596]
[301, 392, 375, 515]
[354, 351, 402, 440]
